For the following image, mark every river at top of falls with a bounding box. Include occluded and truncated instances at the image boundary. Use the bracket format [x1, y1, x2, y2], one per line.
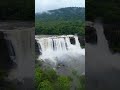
[35, 35, 85, 74]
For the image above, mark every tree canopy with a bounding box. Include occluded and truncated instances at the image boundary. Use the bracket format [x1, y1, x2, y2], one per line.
[35, 7, 85, 36]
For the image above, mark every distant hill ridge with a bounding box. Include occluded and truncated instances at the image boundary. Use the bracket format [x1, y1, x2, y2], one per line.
[35, 7, 85, 21]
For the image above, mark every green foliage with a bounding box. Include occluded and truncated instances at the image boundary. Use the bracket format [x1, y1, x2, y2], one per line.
[35, 63, 86, 90]
[35, 20, 85, 36]
[35, 65, 72, 90]
[35, 7, 85, 36]
[78, 75, 86, 90]
[54, 76, 71, 90]
[35, 67, 43, 88]
[37, 80, 53, 90]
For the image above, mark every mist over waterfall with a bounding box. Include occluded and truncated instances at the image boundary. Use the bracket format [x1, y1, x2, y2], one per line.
[35, 35, 85, 74]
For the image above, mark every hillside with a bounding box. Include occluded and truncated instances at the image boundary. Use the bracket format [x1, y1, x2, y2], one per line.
[35, 7, 85, 36]
[36, 7, 85, 22]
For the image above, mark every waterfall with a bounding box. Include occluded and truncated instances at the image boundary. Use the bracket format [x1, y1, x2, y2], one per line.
[35, 35, 85, 74]
[36, 35, 84, 58]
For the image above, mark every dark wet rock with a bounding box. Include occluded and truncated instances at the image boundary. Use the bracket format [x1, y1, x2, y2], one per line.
[85, 26, 97, 44]
[0, 31, 14, 70]
[0, 22, 35, 89]
[35, 39, 41, 56]
[69, 37, 76, 45]
[69, 36, 85, 47]
[78, 36, 85, 47]
[103, 24, 120, 53]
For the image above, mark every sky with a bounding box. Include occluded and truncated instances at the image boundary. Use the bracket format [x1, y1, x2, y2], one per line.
[35, 0, 85, 13]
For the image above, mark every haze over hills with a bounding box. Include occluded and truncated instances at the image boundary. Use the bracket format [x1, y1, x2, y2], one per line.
[35, 7, 85, 21]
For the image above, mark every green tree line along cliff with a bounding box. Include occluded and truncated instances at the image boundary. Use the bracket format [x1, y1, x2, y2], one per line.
[35, 21, 85, 36]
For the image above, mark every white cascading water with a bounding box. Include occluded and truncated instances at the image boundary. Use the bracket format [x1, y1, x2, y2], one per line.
[35, 35, 85, 74]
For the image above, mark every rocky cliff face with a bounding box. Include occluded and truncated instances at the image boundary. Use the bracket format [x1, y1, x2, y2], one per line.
[86, 21, 120, 53]
[85, 26, 97, 44]
[78, 36, 85, 47]
[0, 22, 35, 90]
[35, 39, 41, 58]
[103, 24, 120, 53]
[0, 32, 14, 70]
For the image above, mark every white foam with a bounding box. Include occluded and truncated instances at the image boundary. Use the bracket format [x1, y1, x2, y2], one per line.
[36, 35, 85, 74]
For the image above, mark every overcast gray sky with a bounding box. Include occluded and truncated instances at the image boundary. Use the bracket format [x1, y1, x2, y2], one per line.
[35, 0, 85, 13]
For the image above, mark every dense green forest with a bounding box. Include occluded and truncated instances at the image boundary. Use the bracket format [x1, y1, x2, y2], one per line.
[36, 21, 85, 36]
[0, 0, 34, 20]
[35, 7, 85, 36]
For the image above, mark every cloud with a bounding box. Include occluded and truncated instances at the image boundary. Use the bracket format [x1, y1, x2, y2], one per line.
[35, 0, 85, 13]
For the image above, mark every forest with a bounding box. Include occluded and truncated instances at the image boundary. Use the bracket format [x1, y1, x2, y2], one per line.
[35, 20, 85, 36]
[35, 7, 85, 36]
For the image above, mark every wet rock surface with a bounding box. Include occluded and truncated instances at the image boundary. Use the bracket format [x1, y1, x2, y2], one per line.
[78, 36, 85, 47]
[103, 24, 120, 53]
[86, 20, 120, 90]
[0, 22, 35, 90]
[69, 37, 76, 45]
[85, 26, 97, 44]
[0, 31, 14, 70]
[35, 39, 41, 57]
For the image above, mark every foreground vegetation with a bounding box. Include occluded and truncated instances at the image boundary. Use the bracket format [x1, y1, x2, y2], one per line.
[35, 67, 71, 90]
[35, 61, 85, 90]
